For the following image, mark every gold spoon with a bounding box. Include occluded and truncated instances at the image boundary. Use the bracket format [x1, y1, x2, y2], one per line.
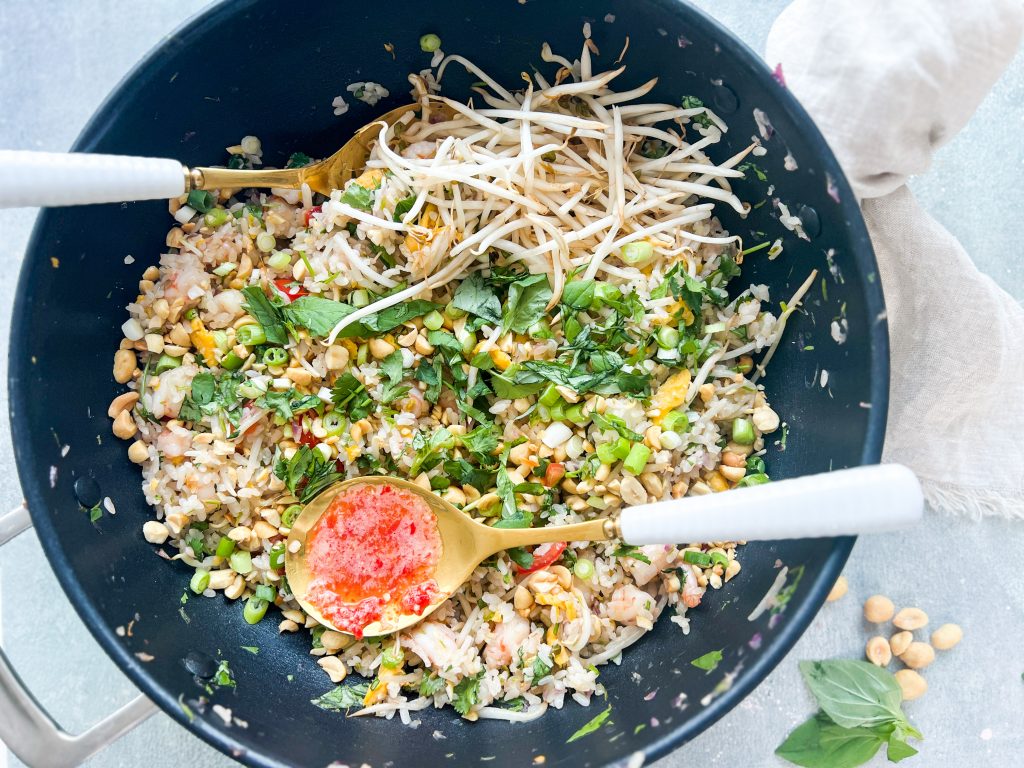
[0, 104, 419, 209]
[285, 465, 923, 637]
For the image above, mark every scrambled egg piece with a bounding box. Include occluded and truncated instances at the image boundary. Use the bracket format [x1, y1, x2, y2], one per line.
[651, 369, 692, 423]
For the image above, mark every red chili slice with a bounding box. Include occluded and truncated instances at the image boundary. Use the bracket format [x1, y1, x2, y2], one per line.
[303, 205, 322, 227]
[273, 278, 308, 302]
[514, 541, 568, 574]
[542, 462, 566, 487]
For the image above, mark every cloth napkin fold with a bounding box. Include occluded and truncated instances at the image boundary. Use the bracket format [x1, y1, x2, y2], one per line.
[766, 0, 1024, 517]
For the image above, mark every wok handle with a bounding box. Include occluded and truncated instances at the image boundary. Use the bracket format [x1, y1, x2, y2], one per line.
[619, 464, 923, 544]
[0, 504, 157, 768]
[0, 150, 186, 208]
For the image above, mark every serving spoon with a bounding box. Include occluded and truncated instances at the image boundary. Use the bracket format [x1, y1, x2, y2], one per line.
[0, 104, 418, 208]
[285, 464, 923, 637]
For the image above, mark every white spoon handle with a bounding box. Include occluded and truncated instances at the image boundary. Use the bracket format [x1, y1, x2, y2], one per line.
[619, 464, 923, 544]
[0, 150, 185, 208]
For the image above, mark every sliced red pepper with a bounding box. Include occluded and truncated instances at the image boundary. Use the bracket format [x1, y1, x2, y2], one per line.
[514, 541, 568, 574]
[273, 278, 308, 302]
[542, 462, 566, 488]
[303, 205, 322, 227]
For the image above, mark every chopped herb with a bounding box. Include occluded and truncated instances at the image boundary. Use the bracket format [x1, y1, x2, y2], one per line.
[567, 705, 613, 743]
[690, 649, 724, 673]
[241, 286, 288, 345]
[531, 654, 553, 682]
[274, 445, 344, 502]
[285, 151, 312, 168]
[240, 646, 259, 655]
[452, 671, 484, 716]
[281, 295, 354, 337]
[213, 659, 236, 689]
[311, 682, 370, 712]
[612, 544, 651, 564]
[340, 183, 374, 210]
[451, 272, 502, 324]
[393, 195, 416, 221]
[419, 672, 447, 697]
[502, 273, 552, 334]
[331, 372, 375, 421]
[681, 95, 712, 128]
[256, 389, 322, 422]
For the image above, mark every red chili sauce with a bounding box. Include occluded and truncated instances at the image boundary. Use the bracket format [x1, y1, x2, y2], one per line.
[305, 483, 441, 638]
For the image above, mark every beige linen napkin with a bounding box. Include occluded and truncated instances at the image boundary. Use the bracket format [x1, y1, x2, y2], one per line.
[766, 0, 1024, 517]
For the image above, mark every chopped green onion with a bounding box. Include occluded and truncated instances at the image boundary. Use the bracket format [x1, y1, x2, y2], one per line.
[746, 455, 766, 474]
[564, 404, 588, 426]
[430, 476, 450, 490]
[596, 436, 631, 465]
[229, 550, 253, 575]
[154, 353, 182, 374]
[256, 231, 276, 253]
[704, 321, 727, 334]
[538, 384, 561, 408]
[211, 330, 231, 352]
[282, 504, 303, 528]
[732, 418, 755, 445]
[268, 543, 286, 570]
[322, 411, 344, 437]
[548, 401, 566, 421]
[190, 569, 211, 594]
[254, 584, 276, 602]
[419, 33, 442, 52]
[738, 473, 770, 487]
[215, 536, 236, 559]
[682, 550, 713, 567]
[708, 551, 729, 569]
[381, 645, 404, 668]
[187, 189, 215, 214]
[212, 262, 236, 277]
[266, 250, 292, 271]
[262, 347, 288, 367]
[238, 381, 265, 399]
[444, 300, 467, 319]
[236, 324, 267, 347]
[573, 558, 595, 580]
[621, 241, 654, 265]
[655, 326, 680, 349]
[350, 289, 370, 308]
[204, 208, 230, 228]
[423, 310, 444, 331]
[356, 343, 369, 366]
[459, 331, 477, 357]
[184, 308, 198, 321]
[242, 596, 268, 624]
[735, 356, 753, 374]
[623, 443, 651, 475]
[661, 410, 689, 433]
[220, 351, 244, 371]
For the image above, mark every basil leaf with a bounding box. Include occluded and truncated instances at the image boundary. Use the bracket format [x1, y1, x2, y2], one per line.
[282, 296, 355, 337]
[340, 300, 441, 337]
[393, 195, 416, 222]
[560, 279, 595, 311]
[241, 286, 288, 345]
[775, 713, 885, 768]
[566, 705, 612, 743]
[330, 373, 374, 420]
[426, 330, 464, 356]
[452, 272, 501, 324]
[490, 371, 545, 400]
[506, 546, 534, 569]
[502, 273, 552, 333]
[190, 372, 216, 405]
[798, 660, 905, 730]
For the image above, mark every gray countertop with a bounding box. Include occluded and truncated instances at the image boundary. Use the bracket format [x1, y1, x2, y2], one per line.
[1, 2, 1021, 766]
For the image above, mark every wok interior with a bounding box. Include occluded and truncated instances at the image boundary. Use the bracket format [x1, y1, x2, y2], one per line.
[11, 1, 883, 766]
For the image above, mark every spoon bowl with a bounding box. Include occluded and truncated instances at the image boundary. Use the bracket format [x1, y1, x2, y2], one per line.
[285, 464, 923, 637]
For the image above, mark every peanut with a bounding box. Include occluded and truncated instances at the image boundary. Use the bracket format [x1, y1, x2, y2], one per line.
[108, 391, 140, 417]
[865, 636, 892, 667]
[113, 349, 136, 383]
[930, 623, 963, 651]
[863, 595, 895, 623]
[112, 410, 137, 440]
[899, 642, 935, 670]
[890, 630, 913, 657]
[893, 607, 929, 631]
[826, 575, 848, 602]
[895, 669, 927, 701]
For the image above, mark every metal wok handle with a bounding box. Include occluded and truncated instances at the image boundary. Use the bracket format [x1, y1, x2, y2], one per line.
[0, 504, 157, 767]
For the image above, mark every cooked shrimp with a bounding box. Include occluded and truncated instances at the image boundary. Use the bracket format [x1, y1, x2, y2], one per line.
[203, 288, 245, 328]
[483, 613, 531, 668]
[401, 140, 438, 160]
[145, 363, 197, 419]
[183, 467, 218, 501]
[624, 545, 675, 587]
[680, 563, 705, 609]
[605, 584, 656, 630]
[404, 622, 459, 669]
[156, 425, 193, 459]
[158, 253, 209, 304]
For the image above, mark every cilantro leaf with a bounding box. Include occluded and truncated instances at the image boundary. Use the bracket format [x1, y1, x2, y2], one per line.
[274, 445, 343, 502]
[681, 95, 713, 128]
[451, 671, 484, 716]
[459, 425, 499, 464]
[409, 427, 455, 476]
[419, 672, 446, 697]
[331, 373, 374, 420]
[531, 654, 553, 683]
[340, 183, 374, 210]
[339, 300, 441, 338]
[415, 358, 443, 403]
[393, 195, 416, 222]
[285, 151, 312, 168]
[612, 544, 651, 564]
[257, 389, 322, 421]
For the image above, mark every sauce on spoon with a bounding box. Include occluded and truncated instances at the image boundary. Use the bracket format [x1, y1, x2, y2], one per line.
[304, 482, 441, 638]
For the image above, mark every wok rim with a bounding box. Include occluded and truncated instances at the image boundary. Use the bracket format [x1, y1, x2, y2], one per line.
[9, 0, 885, 765]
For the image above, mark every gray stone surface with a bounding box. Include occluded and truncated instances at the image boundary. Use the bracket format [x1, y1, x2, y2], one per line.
[0, 1, 1019, 766]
